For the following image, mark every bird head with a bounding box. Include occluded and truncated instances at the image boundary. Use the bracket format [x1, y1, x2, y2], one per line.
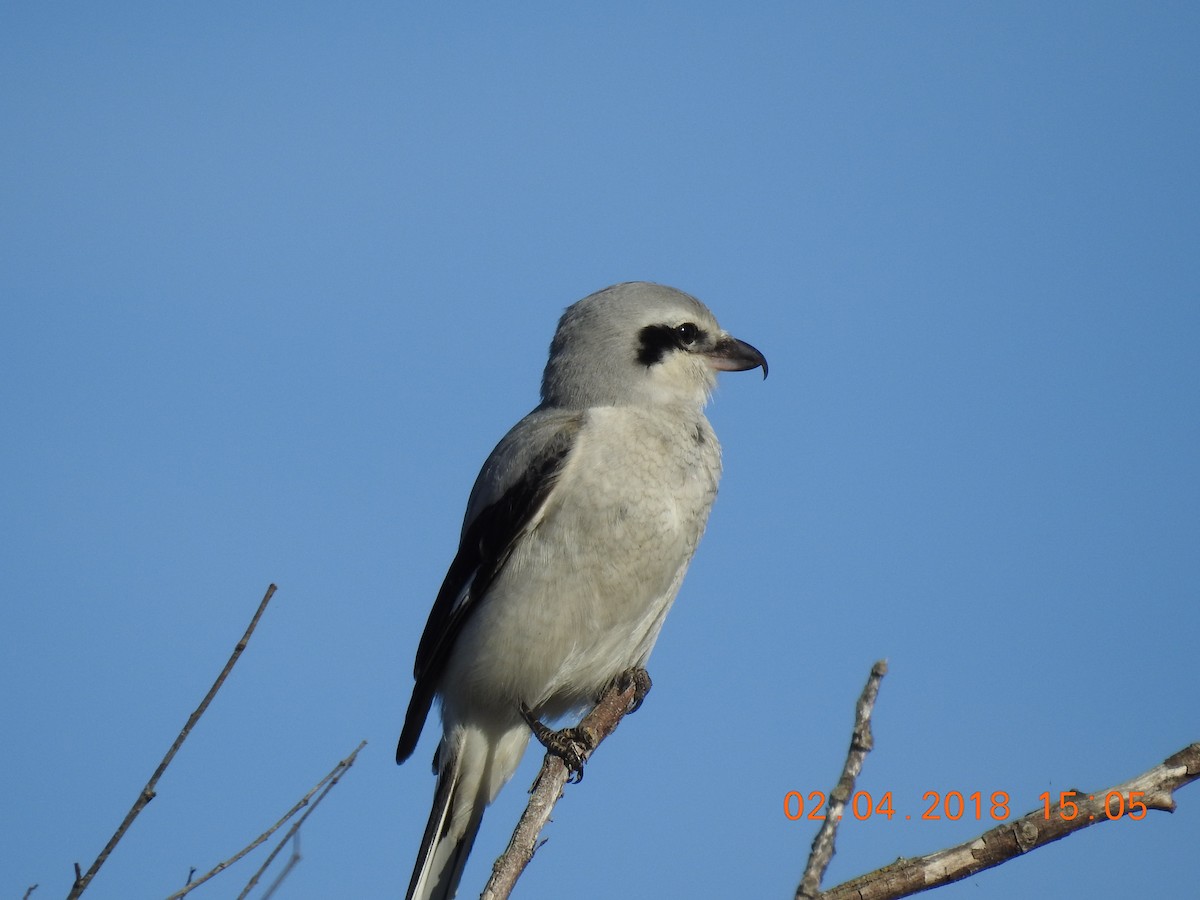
[540, 282, 767, 410]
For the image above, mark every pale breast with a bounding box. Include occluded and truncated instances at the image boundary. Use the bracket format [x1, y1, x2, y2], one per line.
[441, 405, 722, 720]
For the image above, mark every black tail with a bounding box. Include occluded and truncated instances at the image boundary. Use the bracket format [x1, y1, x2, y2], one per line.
[406, 747, 485, 900]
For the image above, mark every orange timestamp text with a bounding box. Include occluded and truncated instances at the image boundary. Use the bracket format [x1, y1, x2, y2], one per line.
[782, 789, 1151, 823]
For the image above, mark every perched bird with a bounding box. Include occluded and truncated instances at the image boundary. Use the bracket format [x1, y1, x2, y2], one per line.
[397, 282, 767, 900]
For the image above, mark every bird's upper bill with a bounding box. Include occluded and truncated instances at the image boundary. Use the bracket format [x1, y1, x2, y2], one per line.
[705, 335, 769, 379]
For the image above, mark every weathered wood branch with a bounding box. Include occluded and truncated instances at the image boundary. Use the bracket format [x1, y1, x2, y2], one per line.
[819, 743, 1199, 900]
[797, 659, 889, 899]
[481, 672, 646, 900]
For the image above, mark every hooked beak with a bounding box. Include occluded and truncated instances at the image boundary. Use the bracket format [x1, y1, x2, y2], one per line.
[706, 335, 768, 379]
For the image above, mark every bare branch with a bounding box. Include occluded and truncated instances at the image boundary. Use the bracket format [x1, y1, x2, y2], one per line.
[235, 741, 366, 899]
[481, 673, 645, 900]
[22, 884, 38, 900]
[69, 584, 279, 899]
[821, 742, 1200, 900]
[797, 660, 889, 900]
[165, 740, 366, 899]
[259, 832, 303, 900]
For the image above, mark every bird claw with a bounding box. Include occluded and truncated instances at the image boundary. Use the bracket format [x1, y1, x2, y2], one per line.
[616, 667, 652, 715]
[516, 668, 651, 784]
[519, 703, 593, 783]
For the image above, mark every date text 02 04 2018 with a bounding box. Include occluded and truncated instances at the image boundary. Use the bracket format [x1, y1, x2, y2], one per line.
[782, 789, 1151, 823]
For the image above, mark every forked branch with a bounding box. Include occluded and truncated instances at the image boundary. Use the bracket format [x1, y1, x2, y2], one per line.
[165, 740, 366, 899]
[819, 742, 1200, 900]
[68, 584, 279, 898]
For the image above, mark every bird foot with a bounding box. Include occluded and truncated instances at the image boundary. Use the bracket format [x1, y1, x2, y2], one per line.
[613, 666, 652, 714]
[519, 703, 595, 783]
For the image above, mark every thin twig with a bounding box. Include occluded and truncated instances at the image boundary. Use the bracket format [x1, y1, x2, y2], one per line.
[69, 584, 279, 899]
[820, 742, 1200, 900]
[481, 673, 646, 900]
[22, 885, 38, 900]
[259, 832, 302, 900]
[165, 740, 365, 899]
[797, 659, 889, 900]
[235, 741, 367, 899]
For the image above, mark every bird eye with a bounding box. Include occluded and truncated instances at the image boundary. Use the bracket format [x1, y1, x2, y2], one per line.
[675, 322, 699, 346]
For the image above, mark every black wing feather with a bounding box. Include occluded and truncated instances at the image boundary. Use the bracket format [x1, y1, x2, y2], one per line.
[396, 419, 579, 764]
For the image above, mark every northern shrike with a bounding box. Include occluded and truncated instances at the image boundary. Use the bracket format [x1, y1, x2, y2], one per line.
[397, 282, 766, 900]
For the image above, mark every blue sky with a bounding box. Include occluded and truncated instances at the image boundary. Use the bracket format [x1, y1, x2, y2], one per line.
[2, 4, 1197, 898]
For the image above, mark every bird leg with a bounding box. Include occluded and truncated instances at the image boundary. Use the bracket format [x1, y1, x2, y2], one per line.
[519, 703, 594, 783]
[518, 668, 652, 784]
